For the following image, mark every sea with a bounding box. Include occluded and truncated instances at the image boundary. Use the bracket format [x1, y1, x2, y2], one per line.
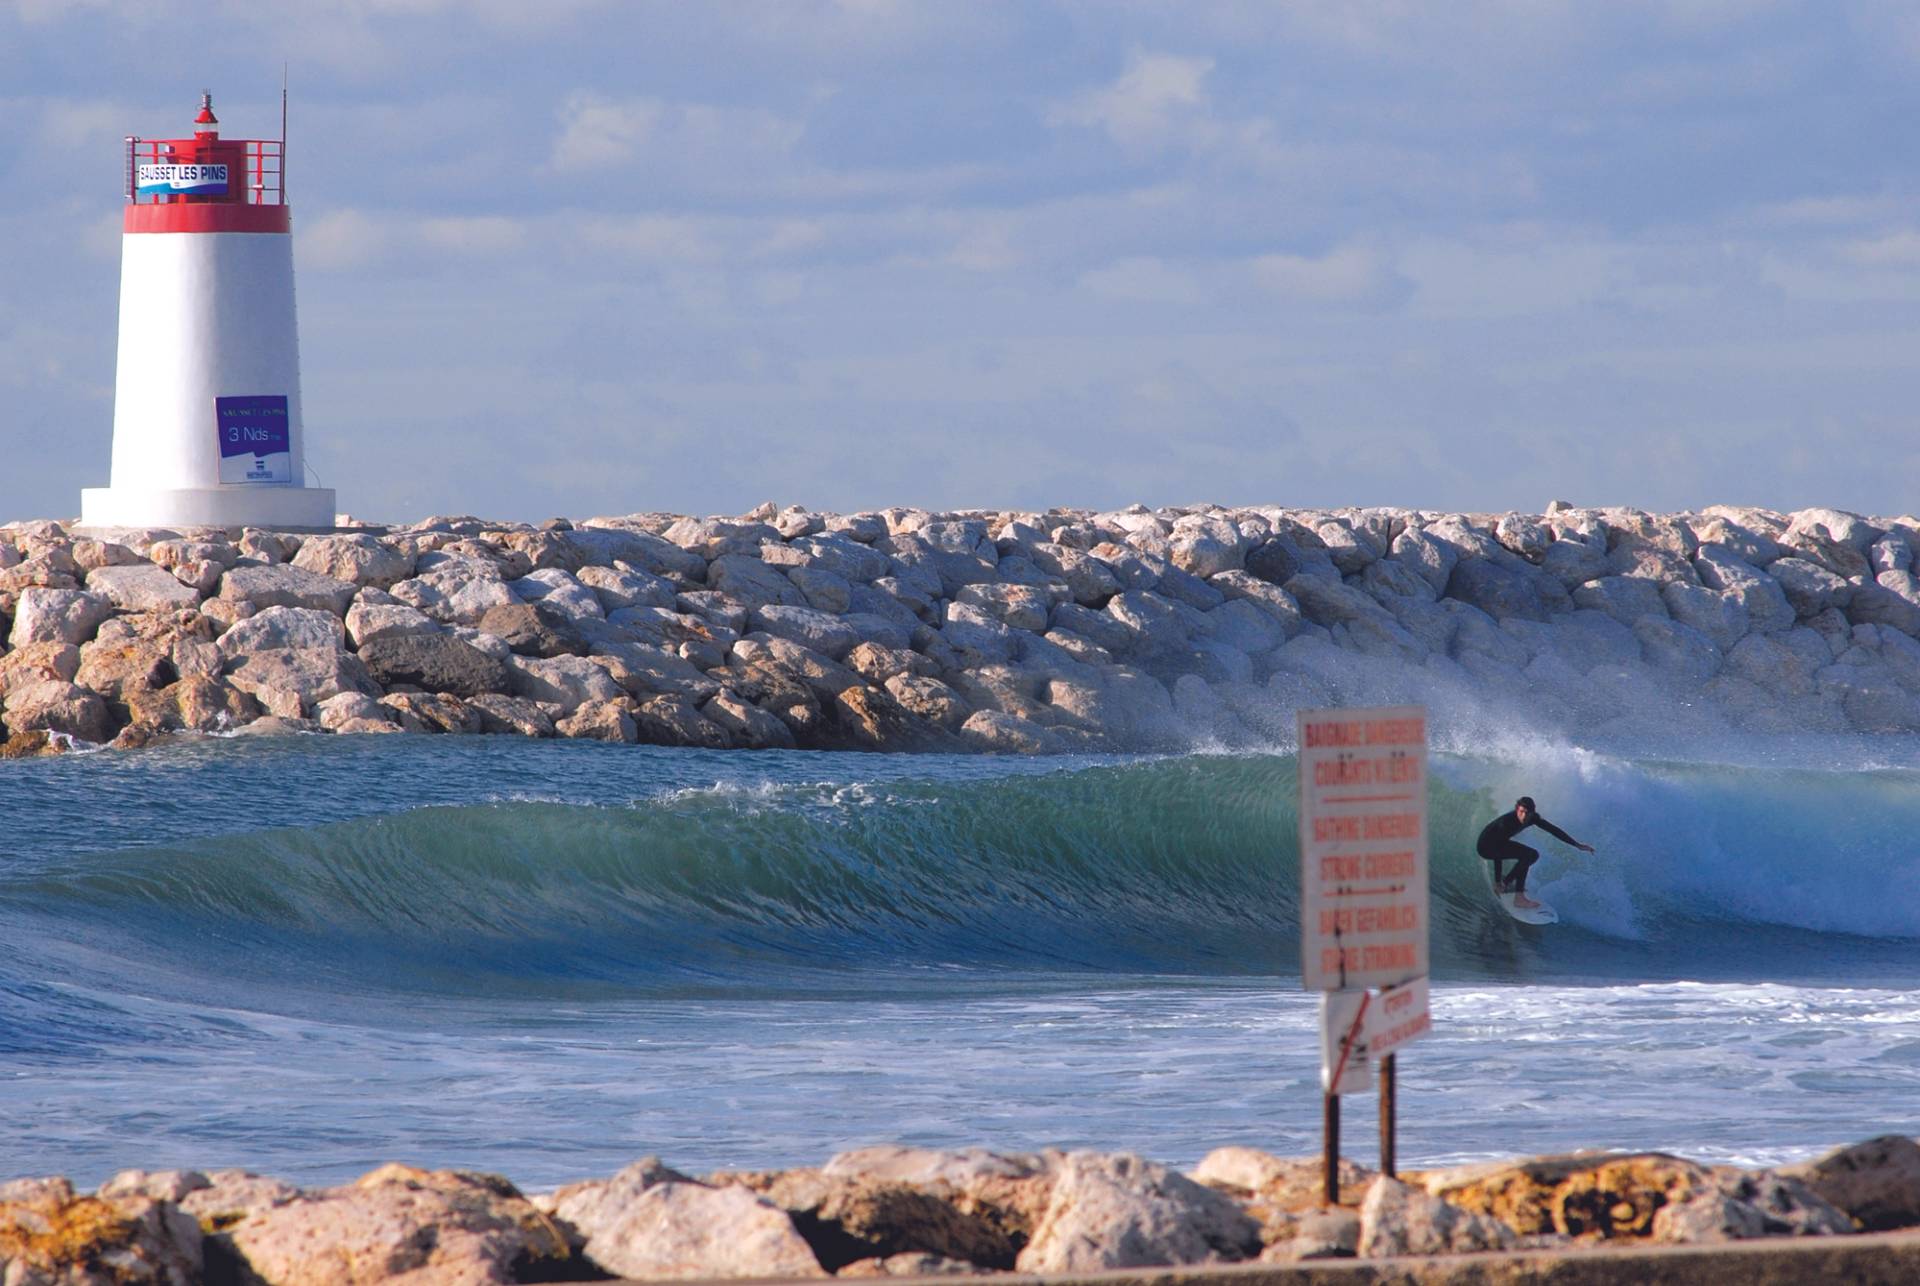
[2, 727, 1917, 1189]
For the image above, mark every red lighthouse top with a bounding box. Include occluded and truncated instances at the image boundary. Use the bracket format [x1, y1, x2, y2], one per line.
[124, 91, 290, 234]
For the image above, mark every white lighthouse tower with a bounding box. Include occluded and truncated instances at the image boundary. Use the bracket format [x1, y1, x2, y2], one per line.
[81, 92, 335, 531]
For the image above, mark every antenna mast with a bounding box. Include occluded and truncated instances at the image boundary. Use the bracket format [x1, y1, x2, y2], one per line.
[281, 65, 289, 201]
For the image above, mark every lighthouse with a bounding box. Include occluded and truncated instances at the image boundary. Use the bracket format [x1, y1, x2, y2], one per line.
[80, 92, 335, 531]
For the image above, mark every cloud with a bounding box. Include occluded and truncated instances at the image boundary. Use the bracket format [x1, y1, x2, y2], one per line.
[1251, 244, 1406, 308]
[1839, 229, 1920, 267]
[1053, 51, 1214, 148]
[550, 95, 662, 172]
[300, 208, 386, 271]
[417, 215, 525, 255]
[1078, 256, 1200, 304]
[550, 92, 803, 177]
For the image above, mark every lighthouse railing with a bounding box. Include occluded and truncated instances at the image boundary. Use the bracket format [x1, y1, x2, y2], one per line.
[125, 137, 286, 206]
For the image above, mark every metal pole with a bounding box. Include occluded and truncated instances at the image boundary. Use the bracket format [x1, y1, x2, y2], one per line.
[1379, 1054, 1397, 1178]
[1323, 1091, 1340, 1205]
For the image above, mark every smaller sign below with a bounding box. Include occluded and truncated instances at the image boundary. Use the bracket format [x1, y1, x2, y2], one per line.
[215, 395, 292, 485]
[1367, 976, 1432, 1061]
[136, 163, 229, 198]
[1320, 989, 1374, 1095]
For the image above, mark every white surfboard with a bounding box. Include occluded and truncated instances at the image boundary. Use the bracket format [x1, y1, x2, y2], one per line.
[1485, 862, 1559, 924]
[1495, 891, 1559, 925]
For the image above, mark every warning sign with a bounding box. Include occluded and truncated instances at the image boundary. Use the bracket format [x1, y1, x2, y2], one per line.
[1368, 976, 1432, 1060]
[1298, 705, 1428, 991]
[1320, 989, 1374, 1094]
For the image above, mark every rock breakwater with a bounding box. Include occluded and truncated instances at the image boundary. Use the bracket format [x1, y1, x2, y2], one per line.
[3, 1135, 1915, 1282]
[3, 500, 1919, 756]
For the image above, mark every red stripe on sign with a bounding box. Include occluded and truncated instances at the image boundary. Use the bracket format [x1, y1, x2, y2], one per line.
[124, 204, 291, 235]
[1323, 793, 1420, 803]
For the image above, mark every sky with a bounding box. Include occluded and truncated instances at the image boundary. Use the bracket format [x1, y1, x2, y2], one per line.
[3, 0, 1920, 523]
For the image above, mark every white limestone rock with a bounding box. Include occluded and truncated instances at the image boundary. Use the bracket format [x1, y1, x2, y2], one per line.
[225, 647, 379, 719]
[1573, 575, 1668, 625]
[940, 603, 1023, 668]
[1540, 535, 1609, 588]
[1661, 583, 1749, 651]
[557, 699, 640, 743]
[752, 604, 862, 660]
[1208, 571, 1305, 634]
[786, 533, 892, 582]
[788, 565, 854, 614]
[1635, 617, 1723, 682]
[1027, 543, 1121, 606]
[1785, 507, 1882, 555]
[1357, 1176, 1515, 1258]
[885, 674, 972, 730]
[954, 583, 1052, 633]
[3, 678, 114, 743]
[1169, 528, 1244, 579]
[469, 692, 558, 737]
[575, 1180, 825, 1281]
[1495, 512, 1552, 562]
[1870, 532, 1913, 576]
[314, 691, 395, 732]
[84, 562, 201, 613]
[733, 635, 861, 699]
[216, 605, 346, 659]
[505, 655, 623, 713]
[1768, 556, 1853, 617]
[1850, 572, 1920, 637]
[289, 533, 414, 589]
[577, 563, 677, 611]
[389, 568, 519, 626]
[1017, 1151, 1261, 1274]
[1311, 518, 1381, 575]
[8, 587, 114, 648]
[823, 513, 888, 544]
[594, 641, 721, 704]
[219, 563, 358, 616]
[959, 709, 1063, 754]
[344, 599, 441, 649]
[702, 690, 798, 748]
[1104, 589, 1208, 660]
[219, 1163, 571, 1286]
[1390, 527, 1459, 595]
[571, 524, 708, 580]
[510, 569, 606, 621]
[708, 553, 809, 609]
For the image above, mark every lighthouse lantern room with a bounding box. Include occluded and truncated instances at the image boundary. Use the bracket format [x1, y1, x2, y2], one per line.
[80, 92, 335, 531]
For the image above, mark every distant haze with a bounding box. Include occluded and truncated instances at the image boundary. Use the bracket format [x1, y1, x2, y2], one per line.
[4, 2, 1918, 523]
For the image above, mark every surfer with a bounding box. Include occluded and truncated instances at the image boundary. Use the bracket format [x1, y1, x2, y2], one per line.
[1476, 796, 1595, 910]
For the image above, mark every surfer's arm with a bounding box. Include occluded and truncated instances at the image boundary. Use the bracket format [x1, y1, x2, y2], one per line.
[1536, 818, 1593, 851]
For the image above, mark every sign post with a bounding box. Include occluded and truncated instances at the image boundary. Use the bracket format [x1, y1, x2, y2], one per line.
[1298, 705, 1430, 1203]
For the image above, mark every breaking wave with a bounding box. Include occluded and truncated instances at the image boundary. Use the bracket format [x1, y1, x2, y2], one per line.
[6, 749, 1916, 1004]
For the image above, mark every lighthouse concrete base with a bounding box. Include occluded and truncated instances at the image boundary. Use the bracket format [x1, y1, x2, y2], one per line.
[79, 485, 338, 532]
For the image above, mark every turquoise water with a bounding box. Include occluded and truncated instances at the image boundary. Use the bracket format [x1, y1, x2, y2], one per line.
[2, 735, 1916, 1185]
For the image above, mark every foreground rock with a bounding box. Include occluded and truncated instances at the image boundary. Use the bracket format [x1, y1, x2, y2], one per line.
[3, 1135, 1912, 1282]
[6, 500, 1920, 755]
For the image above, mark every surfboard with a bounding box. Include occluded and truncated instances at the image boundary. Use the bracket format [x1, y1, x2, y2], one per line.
[1495, 891, 1559, 925]
[1485, 861, 1559, 924]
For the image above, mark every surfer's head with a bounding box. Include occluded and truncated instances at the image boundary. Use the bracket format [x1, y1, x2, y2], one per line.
[1515, 796, 1536, 820]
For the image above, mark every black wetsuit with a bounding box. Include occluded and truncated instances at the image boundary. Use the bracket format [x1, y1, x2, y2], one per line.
[1475, 810, 1576, 894]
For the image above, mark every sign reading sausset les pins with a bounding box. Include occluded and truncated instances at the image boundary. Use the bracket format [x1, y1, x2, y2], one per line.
[136, 164, 229, 197]
[1297, 706, 1429, 992]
